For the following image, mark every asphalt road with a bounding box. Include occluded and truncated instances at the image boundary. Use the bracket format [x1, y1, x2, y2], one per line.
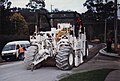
[0, 61, 71, 81]
[72, 52, 120, 74]
[0, 44, 103, 81]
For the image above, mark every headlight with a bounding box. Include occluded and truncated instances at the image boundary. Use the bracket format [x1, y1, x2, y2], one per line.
[13, 52, 16, 55]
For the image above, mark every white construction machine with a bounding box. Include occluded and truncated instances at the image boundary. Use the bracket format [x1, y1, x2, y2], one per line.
[24, 12, 88, 71]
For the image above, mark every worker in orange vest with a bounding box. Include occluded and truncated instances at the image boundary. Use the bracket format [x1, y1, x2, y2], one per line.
[18, 47, 26, 60]
[19, 47, 26, 53]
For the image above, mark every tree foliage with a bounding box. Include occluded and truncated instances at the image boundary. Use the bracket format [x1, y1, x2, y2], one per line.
[0, 0, 12, 9]
[26, 0, 45, 9]
[82, 0, 115, 41]
[84, 0, 115, 20]
[0, 0, 12, 34]
[10, 13, 29, 35]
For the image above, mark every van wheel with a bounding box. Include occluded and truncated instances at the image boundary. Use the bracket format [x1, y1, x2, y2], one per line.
[4, 57, 10, 62]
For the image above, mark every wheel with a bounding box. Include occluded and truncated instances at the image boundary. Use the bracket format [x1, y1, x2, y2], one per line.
[2, 57, 9, 62]
[24, 45, 38, 70]
[74, 50, 83, 67]
[55, 45, 74, 70]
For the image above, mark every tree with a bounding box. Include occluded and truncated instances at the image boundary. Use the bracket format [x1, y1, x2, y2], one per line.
[10, 13, 29, 36]
[6, 1, 12, 9]
[83, 0, 115, 41]
[0, 0, 12, 34]
[53, 8, 59, 12]
[84, 0, 115, 20]
[26, 0, 45, 9]
[0, 0, 12, 9]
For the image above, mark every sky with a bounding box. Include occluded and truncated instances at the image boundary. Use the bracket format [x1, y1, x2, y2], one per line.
[10, 0, 120, 16]
[10, 0, 87, 13]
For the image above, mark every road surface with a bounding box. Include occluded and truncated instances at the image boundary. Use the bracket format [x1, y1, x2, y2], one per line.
[0, 44, 103, 81]
[0, 61, 71, 81]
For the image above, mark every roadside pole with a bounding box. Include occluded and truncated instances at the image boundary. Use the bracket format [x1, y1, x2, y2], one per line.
[104, 19, 107, 43]
[114, 0, 118, 50]
[51, 5, 54, 27]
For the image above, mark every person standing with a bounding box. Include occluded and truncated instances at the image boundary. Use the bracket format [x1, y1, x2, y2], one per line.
[106, 38, 112, 53]
[18, 46, 26, 60]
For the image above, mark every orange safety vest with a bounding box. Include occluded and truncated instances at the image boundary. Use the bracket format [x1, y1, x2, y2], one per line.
[19, 47, 25, 53]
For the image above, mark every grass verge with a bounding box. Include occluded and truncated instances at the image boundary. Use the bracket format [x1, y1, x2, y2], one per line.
[59, 69, 115, 81]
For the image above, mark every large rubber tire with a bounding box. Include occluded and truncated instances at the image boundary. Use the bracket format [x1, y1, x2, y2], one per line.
[55, 45, 74, 70]
[24, 45, 38, 70]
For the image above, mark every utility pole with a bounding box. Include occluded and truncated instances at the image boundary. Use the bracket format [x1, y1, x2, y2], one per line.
[51, 5, 54, 27]
[51, 5, 54, 12]
[118, 4, 120, 19]
[104, 19, 107, 43]
[114, 0, 118, 49]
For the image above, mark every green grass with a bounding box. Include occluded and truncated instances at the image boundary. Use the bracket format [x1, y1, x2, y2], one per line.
[59, 69, 115, 81]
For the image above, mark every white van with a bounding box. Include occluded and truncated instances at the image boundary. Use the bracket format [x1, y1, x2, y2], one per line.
[1, 41, 30, 61]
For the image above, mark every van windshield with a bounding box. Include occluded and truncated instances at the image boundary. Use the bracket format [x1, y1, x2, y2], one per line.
[3, 44, 16, 51]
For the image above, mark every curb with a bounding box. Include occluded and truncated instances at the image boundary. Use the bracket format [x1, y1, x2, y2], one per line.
[99, 47, 120, 58]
